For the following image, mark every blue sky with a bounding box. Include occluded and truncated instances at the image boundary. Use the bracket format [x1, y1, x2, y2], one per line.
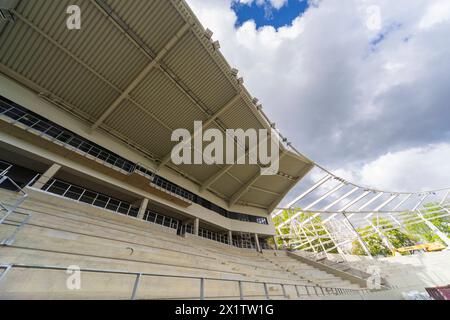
[187, 0, 450, 193]
[232, 0, 309, 29]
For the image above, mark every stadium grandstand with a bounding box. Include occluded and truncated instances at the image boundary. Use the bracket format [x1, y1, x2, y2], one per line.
[0, 0, 449, 300]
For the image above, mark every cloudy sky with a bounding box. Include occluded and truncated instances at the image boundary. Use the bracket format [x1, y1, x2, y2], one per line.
[185, 0, 450, 200]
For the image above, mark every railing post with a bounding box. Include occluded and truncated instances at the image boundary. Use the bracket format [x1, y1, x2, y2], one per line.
[295, 285, 300, 298]
[281, 284, 287, 298]
[0, 265, 12, 283]
[238, 281, 244, 300]
[131, 273, 141, 300]
[264, 283, 270, 300]
[200, 278, 205, 300]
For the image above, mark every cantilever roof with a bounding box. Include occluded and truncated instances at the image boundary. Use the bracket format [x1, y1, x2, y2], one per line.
[0, 0, 313, 212]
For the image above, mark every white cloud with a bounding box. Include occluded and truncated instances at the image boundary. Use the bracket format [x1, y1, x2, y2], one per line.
[237, 0, 289, 10]
[186, 0, 450, 192]
[359, 143, 450, 192]
[419, 0, 450, 29]
[269, 0, 289, 10]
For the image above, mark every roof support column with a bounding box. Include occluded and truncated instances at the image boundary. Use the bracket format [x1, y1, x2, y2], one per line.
[32, 163, 61, 189]
[137, 198, 149, 220]
[193, 218, 200, 236]
[228, 230, 233, 246]
[254, 233, 261, 253]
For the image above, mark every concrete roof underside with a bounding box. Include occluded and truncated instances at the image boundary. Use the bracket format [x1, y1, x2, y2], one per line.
[0, 0, 313, 212]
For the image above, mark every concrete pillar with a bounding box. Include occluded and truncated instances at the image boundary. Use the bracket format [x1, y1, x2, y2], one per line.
[193, 218, 199, 236]
[228, 230, 233, 246]
[254, 233, 261, 252]
[137, 198, 149, 220]
[32, 163, 61, 189]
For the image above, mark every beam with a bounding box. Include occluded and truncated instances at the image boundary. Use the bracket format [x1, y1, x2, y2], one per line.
[343, 214, 373, 259]
[412, 193, 430, 211]
[12, 11, 123, 97]
[272, 174, 332, 217]
[364, 194, 399, 219]
[303, 182, 345, 211]
[391, 193, 412, 211]
[366, 215, 395, 251]
[338, 190, 370, 212]
[321, 187, 359, 211]
[374, 194, 399, 211]
[416, 209, 450, 246]
[200, 132, 269, 192]
[278, 181, 345, 229]
[267, 172, 306, 213]
[295, 184, 348, 227]
[357, 192, 384, 211]
[157, 92, 242, 169]
[250, 186, 280, 196]
[32, 163, 61, 189]
[439, 190, 449, 206]
[229, 152, 287, 207]
[229, 170, 261, 207]
[91, 23, 191, 130]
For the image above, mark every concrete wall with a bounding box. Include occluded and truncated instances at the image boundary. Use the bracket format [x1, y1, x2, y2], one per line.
[0, 73, 269, 218]
[0, 121, 275, 236]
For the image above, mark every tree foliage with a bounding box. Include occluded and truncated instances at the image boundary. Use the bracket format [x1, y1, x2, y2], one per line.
[351, 203, 449, 256]
[273, 210, 338, 253]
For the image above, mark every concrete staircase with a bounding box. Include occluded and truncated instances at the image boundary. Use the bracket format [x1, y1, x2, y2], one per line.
[262, 251, 362, 289]
[341, 251, 450, 292]
[0, 188, 366, 299]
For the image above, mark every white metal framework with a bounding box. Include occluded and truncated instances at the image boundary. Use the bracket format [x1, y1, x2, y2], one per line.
[272, 164, 450, 260]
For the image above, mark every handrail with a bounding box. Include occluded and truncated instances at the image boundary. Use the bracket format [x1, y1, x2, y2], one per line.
[0, 263, 374, 299]
[0, 175, 28, 224]
[37, 178, 180, 230]
[0, 100, 269, 226]
[0, 160, 12, 176]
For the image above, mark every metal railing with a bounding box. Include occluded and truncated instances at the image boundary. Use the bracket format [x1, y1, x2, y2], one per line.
[0, 173, 30, 245]
[0, 100, 135, 174]
[142, 209, 179, 230]
[0, 98, 268, 226]
[0, 263, 373, 300]
[198, 227, 229, 245]
[41, 178, 140, 217]
[150, 175, 195, 203]
[185, 224, 229, 244]
[40, 178, 179, 230]
[0, 160, 12, 176]
[0, 174, 27, 225]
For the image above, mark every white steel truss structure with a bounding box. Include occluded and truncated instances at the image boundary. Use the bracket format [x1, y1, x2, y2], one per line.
[272, 164, 450, 260]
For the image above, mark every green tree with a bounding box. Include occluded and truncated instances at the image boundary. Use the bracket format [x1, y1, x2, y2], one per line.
[351, 217, 415, 256]
[273, 209, 337, 253]
[404, 203, 450, 244]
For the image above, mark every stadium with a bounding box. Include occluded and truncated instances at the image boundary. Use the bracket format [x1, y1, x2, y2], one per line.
[0, 0, 449, 301]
